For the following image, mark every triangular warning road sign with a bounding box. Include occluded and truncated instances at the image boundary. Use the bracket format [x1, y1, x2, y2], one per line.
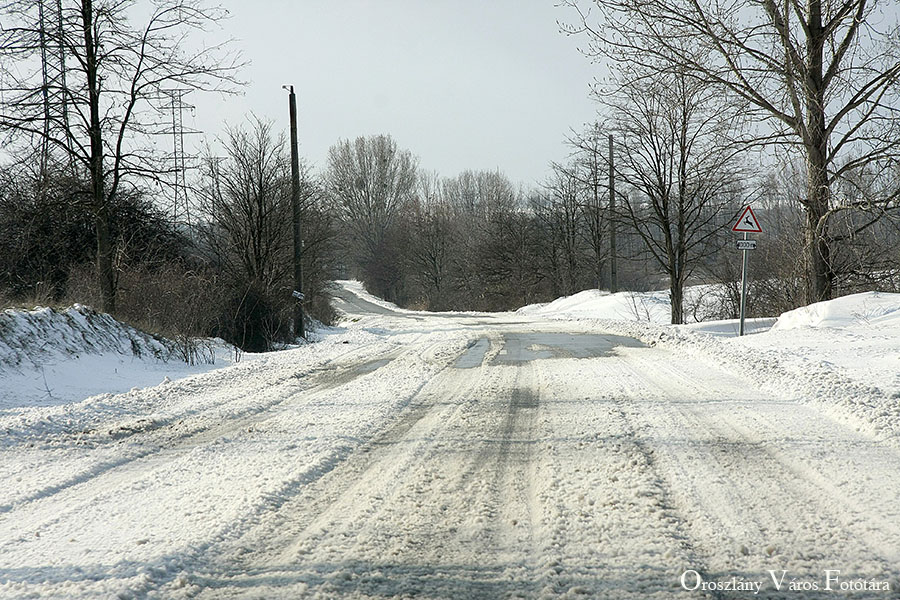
[732, 205, 762, 233]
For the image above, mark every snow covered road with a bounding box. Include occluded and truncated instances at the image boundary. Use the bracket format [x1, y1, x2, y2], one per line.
[2, 285, 899, 599]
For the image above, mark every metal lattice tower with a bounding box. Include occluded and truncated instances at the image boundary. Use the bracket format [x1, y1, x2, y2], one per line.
[157, 89, 199, 228]
[37, 0, 73, 175]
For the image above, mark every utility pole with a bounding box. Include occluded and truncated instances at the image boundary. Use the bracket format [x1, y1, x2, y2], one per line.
[608, 133, 618, 293]
[285, 85, 305, 340]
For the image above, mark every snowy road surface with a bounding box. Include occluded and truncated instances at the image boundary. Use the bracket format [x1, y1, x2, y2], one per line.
[2, 285, 899, 599]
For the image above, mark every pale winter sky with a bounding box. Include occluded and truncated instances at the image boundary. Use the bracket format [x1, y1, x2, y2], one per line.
[186, 0, 603, 188]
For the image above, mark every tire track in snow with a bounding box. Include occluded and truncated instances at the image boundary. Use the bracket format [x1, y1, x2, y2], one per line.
[188, 332, 559, 599]
[179, 337, 511, 598]
[0, 345, 398, 517]
[0, 334, 475, 597]
[615, 345, 900, 598]
[724, 406, 900, 563]
[531, 355, 710, 600]
[0, 340, 382, 514]
[0, 355, 402, 562]
[613, 397, 725, 600]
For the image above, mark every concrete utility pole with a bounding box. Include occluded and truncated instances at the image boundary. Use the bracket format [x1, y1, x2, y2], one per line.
[608, 134, 618, 293]
[285, 85, 305, 340]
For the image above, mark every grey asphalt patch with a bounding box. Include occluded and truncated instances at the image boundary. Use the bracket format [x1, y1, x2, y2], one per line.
[454, 338, 492, 369]
[454, 332, 645, 368]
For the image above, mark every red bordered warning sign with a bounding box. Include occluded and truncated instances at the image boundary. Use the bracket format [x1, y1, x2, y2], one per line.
[732, 205, 762, 233]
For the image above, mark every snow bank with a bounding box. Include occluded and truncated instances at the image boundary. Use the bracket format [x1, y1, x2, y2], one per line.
[0, 305, 240, 410]
[518, 289, 670, 323]
[553, 296, 900, 448]
[516, 285, 732, 324]
[519, 284, 900, 445]
[772, 291, 900, 330]
[336, 279, 407, 312]
[333, 279, 489, 319]
[0, 304, 171, 369]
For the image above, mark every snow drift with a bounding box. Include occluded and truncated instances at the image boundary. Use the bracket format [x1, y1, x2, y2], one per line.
[0, 304, 171, 369]
[772, 290, 900, 330]
[0, 305, 240, 410]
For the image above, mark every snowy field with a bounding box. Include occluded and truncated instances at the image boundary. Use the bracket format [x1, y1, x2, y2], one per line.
[1, 282, 899, 599]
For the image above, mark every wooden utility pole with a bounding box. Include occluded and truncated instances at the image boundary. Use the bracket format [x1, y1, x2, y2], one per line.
[608, 134, 617, 293]
[286, 85, 305, 339]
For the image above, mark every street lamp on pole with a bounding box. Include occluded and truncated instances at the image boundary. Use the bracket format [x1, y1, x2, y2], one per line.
[283, 84, 305, 340]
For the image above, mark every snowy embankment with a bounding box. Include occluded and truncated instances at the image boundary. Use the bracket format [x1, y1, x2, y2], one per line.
[0, 305, 240, 410]
[519, 287, 900, 446]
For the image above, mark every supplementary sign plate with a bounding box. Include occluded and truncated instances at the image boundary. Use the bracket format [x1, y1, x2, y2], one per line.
[736, 239, 758, 250]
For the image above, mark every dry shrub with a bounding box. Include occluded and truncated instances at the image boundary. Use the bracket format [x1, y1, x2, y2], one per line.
[115, 263, 222, 364]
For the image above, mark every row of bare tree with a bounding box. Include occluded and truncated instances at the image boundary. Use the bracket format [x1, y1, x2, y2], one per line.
[324, 105, 899, 322]
[324, 131, 733, 319]
[2, 0, 899, 347]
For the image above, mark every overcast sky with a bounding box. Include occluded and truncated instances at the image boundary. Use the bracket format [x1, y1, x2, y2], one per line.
[185, 1, 603, 188]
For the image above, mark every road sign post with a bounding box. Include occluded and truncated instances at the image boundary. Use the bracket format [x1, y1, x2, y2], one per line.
[732, 206, 762, 337]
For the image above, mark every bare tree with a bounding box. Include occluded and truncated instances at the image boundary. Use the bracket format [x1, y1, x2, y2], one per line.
[567, 124, 610, 289]
[0, 0, 241, 313]
[562, 0, 900, 303]
[442, 170, 522, 307]
[196, 117, 320, 350]
[606, 67, 746, 324]
[485, 205, 543, 309]
[534, 163, 590, 297]
[406, 172, 455, 309]
[198, 118, 291, 293]
[325, 134, 417, 301]
[755, 160, 813, 313]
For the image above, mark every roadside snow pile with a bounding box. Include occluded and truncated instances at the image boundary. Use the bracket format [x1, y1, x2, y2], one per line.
[772, 290, 900, 330]
[0, 305, 237, 410]
[517, 285, 733, 324]
[518, 288, 670, 323]
[733, 292, 900, 439]
[0, 304, 170, 369]
[336, 279, 407, 312]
